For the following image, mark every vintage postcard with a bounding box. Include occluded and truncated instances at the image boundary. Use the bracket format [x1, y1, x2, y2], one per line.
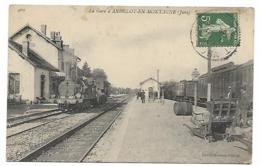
[7, 5, 254, 163]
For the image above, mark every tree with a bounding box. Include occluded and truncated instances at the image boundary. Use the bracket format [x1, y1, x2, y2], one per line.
[92, 68, 107, 80]
[82, 62, 91, 77]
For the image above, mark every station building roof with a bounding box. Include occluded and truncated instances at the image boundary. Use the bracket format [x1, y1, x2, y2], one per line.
[9, 40, 59, 72]
[140, 77, 161, 86]
[9, 24, 62, 50]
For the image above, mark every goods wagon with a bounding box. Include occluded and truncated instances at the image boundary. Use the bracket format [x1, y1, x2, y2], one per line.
[175, 80, 186, 101]
[164, 60, 253, 106]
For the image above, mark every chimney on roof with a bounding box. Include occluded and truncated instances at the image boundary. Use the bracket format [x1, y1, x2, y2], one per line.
[50, 31, 63, 48]
[50, 31, 55, 40]
[55, 32, 62, 41]
[55, 40, 63, 48]
[40, 24, 47, 35]
[22, 41, 28, 56]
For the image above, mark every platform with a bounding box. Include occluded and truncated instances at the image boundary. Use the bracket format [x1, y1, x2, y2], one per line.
[86, 98, 250, 163]
[7, 103, 58, 118]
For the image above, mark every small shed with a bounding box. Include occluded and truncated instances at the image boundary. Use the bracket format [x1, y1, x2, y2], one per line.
[140, 77, 161, 99]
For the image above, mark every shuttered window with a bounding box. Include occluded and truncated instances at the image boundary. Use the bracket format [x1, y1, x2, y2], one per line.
[9, 73, 20, 94]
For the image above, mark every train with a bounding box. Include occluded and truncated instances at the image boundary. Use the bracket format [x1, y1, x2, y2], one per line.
[52, 76, 109, 112]
[163, 60, 253, 106]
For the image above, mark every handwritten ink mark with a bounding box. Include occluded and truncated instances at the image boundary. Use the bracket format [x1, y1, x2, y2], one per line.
[17, 8, 26, 12]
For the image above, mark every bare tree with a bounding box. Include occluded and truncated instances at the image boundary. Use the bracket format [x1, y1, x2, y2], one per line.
[92, 68, 107, 80]
[82, 61, 92, 77]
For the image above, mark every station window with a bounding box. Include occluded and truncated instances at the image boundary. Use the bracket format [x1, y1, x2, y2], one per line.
[8, 73, 20, 94]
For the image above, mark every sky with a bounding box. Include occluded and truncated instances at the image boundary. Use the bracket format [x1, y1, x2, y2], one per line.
[8, 6, 254, 88]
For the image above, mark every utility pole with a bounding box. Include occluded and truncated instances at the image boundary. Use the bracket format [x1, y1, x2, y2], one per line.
[207, 47, 212, 102]
[157, 69, 160, 99]
[192, 68, 200, 112]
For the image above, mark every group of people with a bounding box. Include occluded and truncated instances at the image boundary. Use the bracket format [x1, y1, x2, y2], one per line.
[136, 90, 164, 104]
[136, 90, 146, 103]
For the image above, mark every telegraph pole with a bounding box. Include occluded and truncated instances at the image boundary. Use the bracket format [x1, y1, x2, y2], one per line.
[192, 68, 200, 111]
[207, 47, 212, 102]
[157, 69, 160, 99]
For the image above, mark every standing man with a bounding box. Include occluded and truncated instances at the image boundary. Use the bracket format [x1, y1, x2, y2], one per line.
[239, 85, 250, 127]
[226, 86, 233, 100]
[136, 91, 140, 100]
[141, 90, 145, 103]
[231, 85, 250, 132]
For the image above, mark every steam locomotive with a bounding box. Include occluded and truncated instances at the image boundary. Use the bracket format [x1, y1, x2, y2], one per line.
[54, 77, 108, 112]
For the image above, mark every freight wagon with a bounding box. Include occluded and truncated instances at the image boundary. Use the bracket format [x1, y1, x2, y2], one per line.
[164, 60, 253, 106]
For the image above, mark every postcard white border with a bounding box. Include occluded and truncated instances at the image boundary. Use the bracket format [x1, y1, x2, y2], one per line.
[1, 1, 259, 166]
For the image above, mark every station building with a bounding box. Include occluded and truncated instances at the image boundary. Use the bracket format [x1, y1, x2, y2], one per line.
[140, 77, 161, 99]
[8, 40, 59, 103]
[8, 24, 80, 103]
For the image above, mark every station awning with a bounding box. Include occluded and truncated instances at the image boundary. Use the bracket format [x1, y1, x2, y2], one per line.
[50, 71, 66, 77]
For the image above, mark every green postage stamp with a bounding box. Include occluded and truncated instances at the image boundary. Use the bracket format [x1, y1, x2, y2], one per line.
[197, 13, 239, 47]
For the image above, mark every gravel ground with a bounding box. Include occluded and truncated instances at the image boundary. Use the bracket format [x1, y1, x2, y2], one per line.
[86, 99, 251, 164]
[6, 98, 124, 161]
[6, 112, 97, 161]
[35, 109, 123, 162]
[7, 113, 70, 137]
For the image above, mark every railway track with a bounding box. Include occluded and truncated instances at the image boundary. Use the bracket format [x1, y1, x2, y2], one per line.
[7, 98, 121, 138]
[7, 109, 64, 128]
[7, 115, 70, 138]
[7, 101, 114, 138]
[19, 97, 129, 162]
